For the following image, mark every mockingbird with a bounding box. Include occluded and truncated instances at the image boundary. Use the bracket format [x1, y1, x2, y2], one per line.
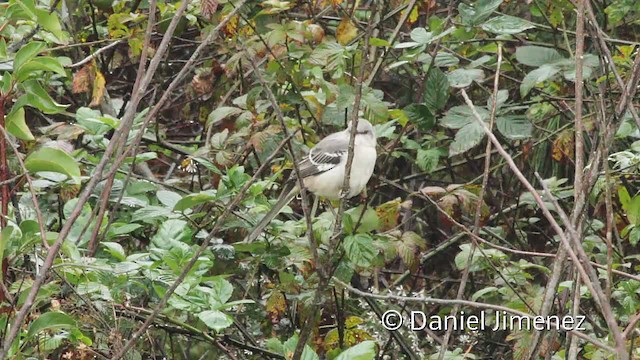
[245, 119, 377, 242]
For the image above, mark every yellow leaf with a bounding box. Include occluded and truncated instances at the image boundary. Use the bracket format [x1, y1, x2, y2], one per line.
[408, 4, 419, 24]
[265, 291, 286, 320]
[375, 198, 401, 231]
[90, 71, 106, 107]
[336, 17, 357, 45]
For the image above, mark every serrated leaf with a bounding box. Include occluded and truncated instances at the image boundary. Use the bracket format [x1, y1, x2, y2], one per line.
[209, 277, 234, 308]
[344, 234, 378, 267]
[482, 15, 535, 35]
[496, 115, 532, 140]
[344, 205, 380, 233]
[449, 121, 485, 156]
[151, 219, 191, 249]
[487, 89, 509, 112]
[520, 64, 560, 97]
[25, 147, 80, 180]
[440, 105, 489, 129]
[197, 310, 233, 332]
[423, 68, 449, 112]
[208, 106, 242, 126]
[404, 103, 434, 131]
[515, 46, 564, 67]
[447, 68, 484, 88]
[416, 148, 441, 173]
[6, 107, 34, 140]
[459, 0, 503, 26]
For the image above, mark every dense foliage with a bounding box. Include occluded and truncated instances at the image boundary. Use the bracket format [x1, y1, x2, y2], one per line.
[0, 0, 639, 359]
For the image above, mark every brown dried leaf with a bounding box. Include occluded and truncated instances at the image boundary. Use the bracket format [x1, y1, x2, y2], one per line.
[192, 71, 214, 97]
[420, 185, 446, 197]
[72, 64, 93, 94]
[201, 0, 218, 18]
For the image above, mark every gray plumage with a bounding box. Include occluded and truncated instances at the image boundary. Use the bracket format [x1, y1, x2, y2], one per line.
[245, 120, 377, 243]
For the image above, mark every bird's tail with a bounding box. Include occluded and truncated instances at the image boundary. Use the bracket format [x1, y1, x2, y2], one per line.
[244, 183, 300, 242]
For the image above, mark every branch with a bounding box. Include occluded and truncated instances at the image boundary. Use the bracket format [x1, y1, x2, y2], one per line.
[332, 278, 616, 354]
[110, 108, 290, 359]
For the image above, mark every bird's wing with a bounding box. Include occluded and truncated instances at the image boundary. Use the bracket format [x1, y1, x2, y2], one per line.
[297, 132, 348, 178]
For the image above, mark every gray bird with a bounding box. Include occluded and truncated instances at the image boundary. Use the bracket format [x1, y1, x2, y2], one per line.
[245, 119, 377, 242]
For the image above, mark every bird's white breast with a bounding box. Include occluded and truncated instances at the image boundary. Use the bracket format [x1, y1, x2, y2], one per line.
[303, 141, 376, 200]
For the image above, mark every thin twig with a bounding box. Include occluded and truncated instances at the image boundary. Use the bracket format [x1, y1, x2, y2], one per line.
[333, 278, 616, 353]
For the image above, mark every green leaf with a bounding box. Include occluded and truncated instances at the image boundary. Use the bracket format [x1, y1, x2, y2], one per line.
[27, 312, 76, 339]
[440, 105, 489, 129]
[15, 56, 66, 81]
[482, 15, 535, 35]
[0, 226, 14, 281]
[0, 39, 7, 60]
[459, 0, 503, 26]
[207, 106, 242, 125]
[209, 277, 234, 308]
[197, 310, 233, 332]
[627, 196, 640, 225]
[417, 148, 441, 172]
[344, 206, 380, 233]
[410, 28, 433, 44]
[157, 190, 182, 208]
[102, 242, 126, 261]
[515, 46, 564, 67]
[35, 8, 65, 40]
[25, 147, 80, 181]
[449, 121, 485, 156]
[151, 219, 192, 249]
[13, 41, 45, 71]
[369, 37, 390, 47]
[423, 68, 449, 112]
[520, 64, 560, 97]
[496, 115, 532, 140]
[14, 0, 38, 20]
[75, 107, 119, 134]
[173, 190, 218, 211]
[344, 234, 378, 267]
[447, 68, 484, 88]
[487, 89, 509, 112]
[15, 80, 68, 114]
[6, 107, 35, 140]
[335, 341, 377, 360]
[282, 335, 320, 360]
[630, 227, 640, 246]
[404, 103, 434, 131]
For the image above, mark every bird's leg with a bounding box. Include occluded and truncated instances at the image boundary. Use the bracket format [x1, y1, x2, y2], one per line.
[359, 187, 368, 203]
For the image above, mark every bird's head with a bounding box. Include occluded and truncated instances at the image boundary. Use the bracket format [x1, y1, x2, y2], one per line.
[346, 119, 376, 146]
